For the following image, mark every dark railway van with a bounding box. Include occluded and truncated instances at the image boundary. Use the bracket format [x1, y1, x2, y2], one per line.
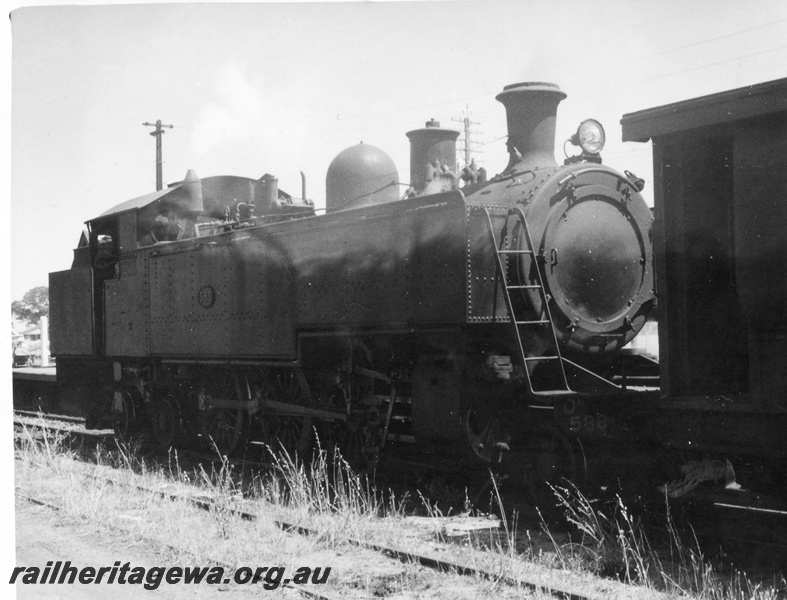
[620, 78, 787, 489]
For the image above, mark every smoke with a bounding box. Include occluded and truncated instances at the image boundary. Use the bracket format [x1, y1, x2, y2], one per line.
[191, 62, 272, 155]
[190, 62, 313, 190]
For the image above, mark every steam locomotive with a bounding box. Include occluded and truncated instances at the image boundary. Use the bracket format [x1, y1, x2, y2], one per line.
[48, 82, 656, 484]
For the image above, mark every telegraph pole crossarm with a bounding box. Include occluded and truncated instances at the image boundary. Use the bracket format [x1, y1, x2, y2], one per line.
[143, 120, 174, 191]
[451, 107, 483, 167]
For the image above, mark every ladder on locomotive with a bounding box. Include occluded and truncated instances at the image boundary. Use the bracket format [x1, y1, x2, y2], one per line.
[481, 206, 572, 397]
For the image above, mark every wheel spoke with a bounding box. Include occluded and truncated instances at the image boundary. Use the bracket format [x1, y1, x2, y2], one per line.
[198, 369, 250, 456]
[112, 389, 138, 440]
[152, 392, 182, 449]
[258, 368, 313, 458]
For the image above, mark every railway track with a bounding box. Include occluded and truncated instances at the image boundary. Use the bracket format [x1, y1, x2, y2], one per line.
[12, 411, 627, 599]
[683, 489, 787, 575]
[14, 408, 787, 595]
[13, 409, 284, 475]
[13, 414, 564, 596]
[92, 475, 598, 599]
[14, 408, 86, 424]
[17, 493, 340, 600]
[18, 466, 612, 600]
[13, 410, 113, 445]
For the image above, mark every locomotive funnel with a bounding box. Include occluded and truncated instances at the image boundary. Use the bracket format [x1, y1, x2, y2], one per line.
[496, 82, 566, 172]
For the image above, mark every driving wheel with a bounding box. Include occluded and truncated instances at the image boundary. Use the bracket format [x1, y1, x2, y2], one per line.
[152, 391, 184, 450]
[259, 368, 313, 459]
[111, 388, 140, 440]
[198, 370, 251, 457]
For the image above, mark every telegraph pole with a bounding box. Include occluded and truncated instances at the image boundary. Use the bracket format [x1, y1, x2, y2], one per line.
[143, 120, 174, 190]
[452, 107, 483, 167]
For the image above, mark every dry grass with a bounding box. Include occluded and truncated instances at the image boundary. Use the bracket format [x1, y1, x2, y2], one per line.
[544, 481, 785, 599]
[13, 420, 784, 599]
[14, 422, 548, 598]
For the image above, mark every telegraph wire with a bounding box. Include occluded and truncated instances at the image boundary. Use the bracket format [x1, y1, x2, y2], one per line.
[651, 44, 787, 80]
[326, 92, 491, 123]
[654, 17, 787, 56]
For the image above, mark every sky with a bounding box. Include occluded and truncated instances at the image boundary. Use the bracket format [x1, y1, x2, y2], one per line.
[7, 0, 787, 302]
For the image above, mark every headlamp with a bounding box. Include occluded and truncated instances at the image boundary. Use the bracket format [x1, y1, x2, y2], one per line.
[571, 119, 606, 155]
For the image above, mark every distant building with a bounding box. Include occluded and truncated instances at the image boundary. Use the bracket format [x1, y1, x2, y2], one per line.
[12, 321, 50, 366]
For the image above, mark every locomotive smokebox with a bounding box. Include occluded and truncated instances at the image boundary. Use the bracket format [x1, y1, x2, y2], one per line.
[496, 82, 566, 171]
[406, 119, 459, 193]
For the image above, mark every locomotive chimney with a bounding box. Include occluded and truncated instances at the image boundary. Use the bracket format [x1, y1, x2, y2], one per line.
[406, 119, 459, 193]
[496, 82, 567, 172]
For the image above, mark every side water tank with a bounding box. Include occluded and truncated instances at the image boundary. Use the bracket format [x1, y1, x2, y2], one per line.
[326, 143, 399, 212]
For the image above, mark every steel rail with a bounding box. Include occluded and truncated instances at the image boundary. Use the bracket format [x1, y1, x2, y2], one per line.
[13, 414, 113, 442]
[13, 412, 280, 473]
[14, 409, 87, 425]
[87, 472, 592, 600]
[16, 490, 338, 600]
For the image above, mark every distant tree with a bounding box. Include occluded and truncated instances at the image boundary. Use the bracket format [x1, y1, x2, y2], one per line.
[12, 286, 49, 325]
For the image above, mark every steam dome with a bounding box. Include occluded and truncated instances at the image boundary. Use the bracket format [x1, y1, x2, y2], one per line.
[326, 143, 399, 212]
